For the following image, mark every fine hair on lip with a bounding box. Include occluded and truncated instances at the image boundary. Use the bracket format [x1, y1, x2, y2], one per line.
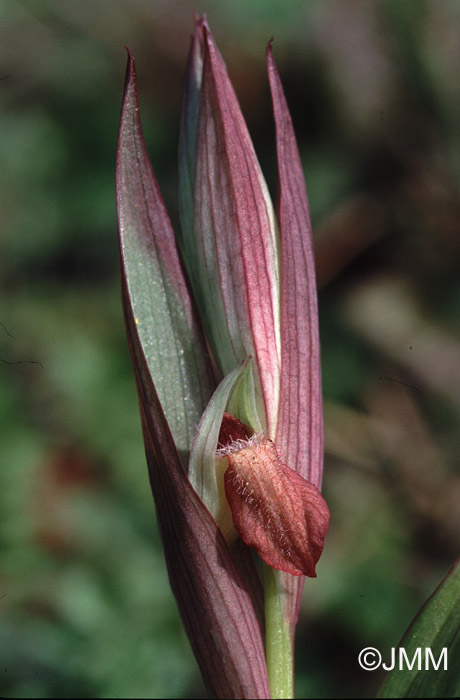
[216, 432, 264, 458]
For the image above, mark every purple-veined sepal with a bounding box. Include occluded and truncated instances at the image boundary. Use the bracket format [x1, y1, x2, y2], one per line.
[267, 42, 325, 632]
[179, 20, 282, 438]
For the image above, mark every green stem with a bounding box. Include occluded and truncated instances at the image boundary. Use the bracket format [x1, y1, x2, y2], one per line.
[264, 564, 294, 699]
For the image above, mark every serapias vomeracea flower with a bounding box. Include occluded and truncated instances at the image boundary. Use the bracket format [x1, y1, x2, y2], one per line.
[117, 15, 329, 699]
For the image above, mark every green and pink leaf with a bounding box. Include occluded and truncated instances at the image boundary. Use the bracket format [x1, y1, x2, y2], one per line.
[117, 49, 214, 457]
[117, 52, 269, 699]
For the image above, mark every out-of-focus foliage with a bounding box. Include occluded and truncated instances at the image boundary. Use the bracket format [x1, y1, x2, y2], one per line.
[1, 1, 459, 698]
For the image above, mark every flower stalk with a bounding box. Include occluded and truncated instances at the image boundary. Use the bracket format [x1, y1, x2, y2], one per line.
[117, 14, 329, 699]
[264, 564, 295, 700]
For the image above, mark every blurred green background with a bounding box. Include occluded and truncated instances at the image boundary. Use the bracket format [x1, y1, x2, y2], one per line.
[1, 0, 459, 697]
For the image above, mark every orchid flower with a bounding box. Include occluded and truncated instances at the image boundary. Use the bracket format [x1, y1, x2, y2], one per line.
[116, 15, 329, 699]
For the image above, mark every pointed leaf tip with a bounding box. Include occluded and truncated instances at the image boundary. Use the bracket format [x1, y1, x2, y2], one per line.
[117, 44, 215, 455]
[224, 438, 329, 576]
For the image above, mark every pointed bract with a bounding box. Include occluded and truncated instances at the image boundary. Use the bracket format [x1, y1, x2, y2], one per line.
[117, 49, 214, 459]
[117, 52, 270, 699]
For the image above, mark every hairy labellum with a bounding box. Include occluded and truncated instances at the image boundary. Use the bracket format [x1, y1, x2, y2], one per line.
[218, 415, 329, 577]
